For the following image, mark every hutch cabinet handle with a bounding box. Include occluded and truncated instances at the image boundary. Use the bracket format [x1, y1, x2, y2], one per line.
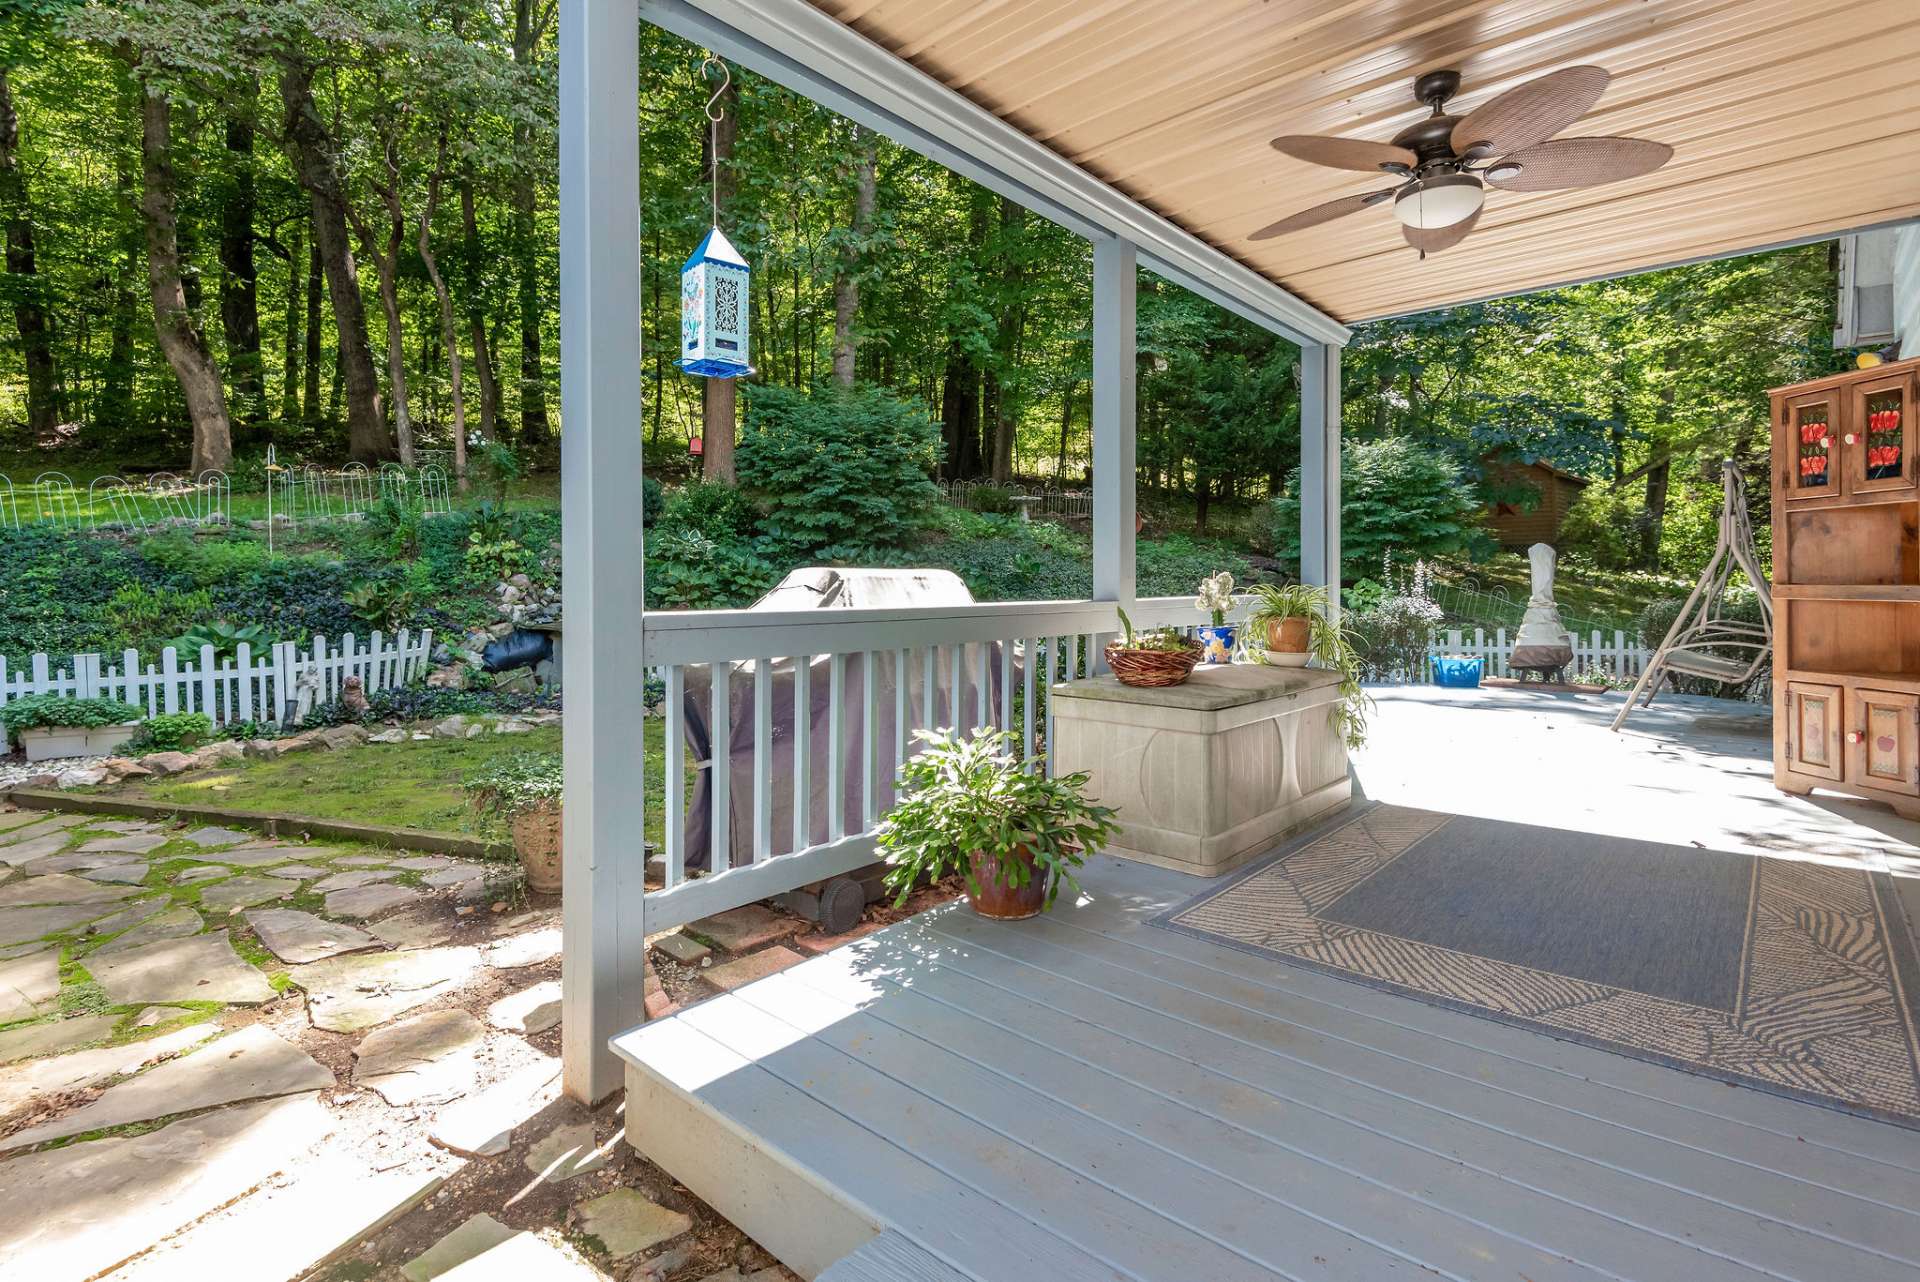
[1844, 433, 1857, 446]
[1847, 730, 1864, 745]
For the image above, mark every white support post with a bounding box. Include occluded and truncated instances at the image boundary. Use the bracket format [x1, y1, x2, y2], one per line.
[559, 0, 646, 1104]
[1299, 341, 1343, 617]
[1092, 237, 1137, 608]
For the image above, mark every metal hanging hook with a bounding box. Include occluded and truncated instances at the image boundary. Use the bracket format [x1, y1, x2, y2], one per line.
[700, 55, 731, 226]
[700, 55, 731, 123]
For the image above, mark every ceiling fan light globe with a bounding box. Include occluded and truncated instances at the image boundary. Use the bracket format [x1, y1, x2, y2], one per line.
[1392, 173, 1484, 229]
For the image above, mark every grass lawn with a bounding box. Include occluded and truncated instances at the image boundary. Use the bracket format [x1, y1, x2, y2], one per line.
[114, 718, 674, 851]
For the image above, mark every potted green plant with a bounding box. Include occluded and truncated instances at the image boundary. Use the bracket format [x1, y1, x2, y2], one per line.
[0, 696, 145, 762]
[1104, 607, 1202, 688]
[1194, 571, 1238, 664]
[467, 751, 563, 893]
[1244, 583, 1372, 748]
[878, 728, 1120, 920]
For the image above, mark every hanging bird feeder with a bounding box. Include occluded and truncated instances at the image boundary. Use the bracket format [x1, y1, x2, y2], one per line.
[678, 56, 752, 380]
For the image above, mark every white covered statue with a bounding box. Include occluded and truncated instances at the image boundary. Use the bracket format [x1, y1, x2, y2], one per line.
[1509, 542, 1574, 679]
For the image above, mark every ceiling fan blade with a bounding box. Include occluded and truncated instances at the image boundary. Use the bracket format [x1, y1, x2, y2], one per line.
[1249, 188, 1396, 240]
[1485, 136, 1673, 191]
[1403, 206, 1481, 256]
[1451, 65, 1610, 156]
[1270, 134, 1417, 174]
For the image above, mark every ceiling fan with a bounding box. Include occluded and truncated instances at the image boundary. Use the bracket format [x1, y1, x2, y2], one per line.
[1252, 66, 1673, 256]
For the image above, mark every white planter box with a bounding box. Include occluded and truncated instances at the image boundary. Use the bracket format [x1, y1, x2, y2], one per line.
[20, 723, 139, 763]
[1050, 664, 1352, 878]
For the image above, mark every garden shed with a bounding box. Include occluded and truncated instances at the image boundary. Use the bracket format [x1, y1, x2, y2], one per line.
[1481, 452, 1589, 549]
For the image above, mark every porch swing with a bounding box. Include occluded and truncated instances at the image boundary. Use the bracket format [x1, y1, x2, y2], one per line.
[1610, 459, 1772, 731]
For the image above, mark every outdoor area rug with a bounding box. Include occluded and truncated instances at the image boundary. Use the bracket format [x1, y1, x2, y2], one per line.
[1153, 803, 1920, 1129]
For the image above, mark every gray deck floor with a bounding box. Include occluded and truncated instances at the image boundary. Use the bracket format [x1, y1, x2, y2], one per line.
[617, 688, 1920, 1281]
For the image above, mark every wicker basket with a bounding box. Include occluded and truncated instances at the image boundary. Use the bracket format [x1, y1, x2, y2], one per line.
[1104, 641, 1203, 688]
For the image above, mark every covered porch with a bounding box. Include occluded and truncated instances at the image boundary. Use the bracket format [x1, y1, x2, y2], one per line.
[613, 686, 1920, 1280]
[556, 1, 1920, 1279]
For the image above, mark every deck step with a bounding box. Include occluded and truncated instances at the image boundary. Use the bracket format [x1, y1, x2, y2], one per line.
[818, 1230, 975, 1282]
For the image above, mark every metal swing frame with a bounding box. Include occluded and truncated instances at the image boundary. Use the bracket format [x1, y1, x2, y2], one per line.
[1611, 459, 1772, 731]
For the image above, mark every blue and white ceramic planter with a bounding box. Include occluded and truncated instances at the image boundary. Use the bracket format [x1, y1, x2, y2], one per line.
[1197, 624, 1238, 665]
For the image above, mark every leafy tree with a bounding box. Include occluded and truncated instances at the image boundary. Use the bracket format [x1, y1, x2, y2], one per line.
[736, 382, 942, 554]
[1274, 437, 1482, 581]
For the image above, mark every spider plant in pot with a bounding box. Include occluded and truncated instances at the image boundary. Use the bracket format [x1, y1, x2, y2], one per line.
[877, 727, 1120, 920]
[1244, 583, 1373, 749]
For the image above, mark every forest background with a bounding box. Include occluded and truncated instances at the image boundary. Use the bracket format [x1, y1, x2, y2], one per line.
[0, 0, 1849, 652]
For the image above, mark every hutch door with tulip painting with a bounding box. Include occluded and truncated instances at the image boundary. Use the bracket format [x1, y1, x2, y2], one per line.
[1770, 354, 1920, 819]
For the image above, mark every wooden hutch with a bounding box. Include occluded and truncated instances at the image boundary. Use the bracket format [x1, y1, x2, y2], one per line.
[1771, 354, 1920, 819]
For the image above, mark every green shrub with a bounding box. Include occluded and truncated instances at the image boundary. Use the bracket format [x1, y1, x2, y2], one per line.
[641, 474, 665, 528]
[0, 695, 143, 746]
[171, 621, 272, 660]
[657, 480, 760, 542]
[128, 711, 212, 755]
[737, 383, 942, 553]
[465, 750, 562, 816]
[1346, 595, 1444, 682]
[477, 441, 524, 502]
[1557, 483, 1645, 571]
[1273, 437, 1481, 581]
[645, 527, 781, 610]
[1136, 536, 1255, 599]
[968, 484, 1017, 515]
[139, 532, 274, 588]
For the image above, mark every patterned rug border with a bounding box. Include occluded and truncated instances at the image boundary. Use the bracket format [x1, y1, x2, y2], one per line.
[1150, 801, 1920, 1133]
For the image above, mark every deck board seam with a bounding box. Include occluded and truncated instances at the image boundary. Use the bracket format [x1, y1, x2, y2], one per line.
[714, 981, 1344, 1282]
[649, 1010, 1128, 1282]
[924, 912, 1915, 1276]
[672, 995, 1289, 1282]
[1044, 897, 1920, 1182]
[775, 946, 1636, 1282]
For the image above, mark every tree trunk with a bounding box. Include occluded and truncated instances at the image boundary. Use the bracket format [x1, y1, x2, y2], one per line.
[1640, 458, 1671, 571]
[139, 85, 233, 474]
[277, 62, 392, 461]
[219, 93, 263, 428]
[369, 248, 414, 466]
[0, 67, 60, 440]
[512, 0, 550, 449]
[1056, 380, 1075, 479]
[419, 135, 468, 491]
[99, 68, 139, 433]
[939, 345, 981, 480]
[700, 73, 740, 483]
[303, 234, 323, 427]
[280, 221, 302, 425]
[830, 125, 875, 388]
[458, 168, 498, 442]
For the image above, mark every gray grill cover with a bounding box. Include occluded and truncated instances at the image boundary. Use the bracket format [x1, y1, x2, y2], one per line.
[682, 568, 1011, 872]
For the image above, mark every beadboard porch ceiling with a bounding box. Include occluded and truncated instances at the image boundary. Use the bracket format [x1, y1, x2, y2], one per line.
[806, 0, 1920, 322]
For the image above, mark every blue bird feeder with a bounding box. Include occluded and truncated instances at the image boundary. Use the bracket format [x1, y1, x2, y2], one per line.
[677, 226, 752, 380]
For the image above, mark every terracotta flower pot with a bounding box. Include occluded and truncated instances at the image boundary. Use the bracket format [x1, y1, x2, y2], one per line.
[509, 799, 563, 895]
[966, 845, 1048, 920]
[1264, 616, 1311, 667]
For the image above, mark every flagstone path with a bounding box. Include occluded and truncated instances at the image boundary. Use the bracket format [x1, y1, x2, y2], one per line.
[0, 800, 819, 1282]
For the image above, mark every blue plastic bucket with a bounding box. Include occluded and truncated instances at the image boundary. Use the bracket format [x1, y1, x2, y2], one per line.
[1431, 654, 1483, 688]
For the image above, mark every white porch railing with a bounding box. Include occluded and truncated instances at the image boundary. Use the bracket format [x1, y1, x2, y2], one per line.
[0, 629, 435, 730]
[1424, 627, 1650, 681]
[641, 596, 1232, 933]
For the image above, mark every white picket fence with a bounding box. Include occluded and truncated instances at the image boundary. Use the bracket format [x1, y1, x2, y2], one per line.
[0, 629, 436, 730]
[1424, 627, 1651, 682]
